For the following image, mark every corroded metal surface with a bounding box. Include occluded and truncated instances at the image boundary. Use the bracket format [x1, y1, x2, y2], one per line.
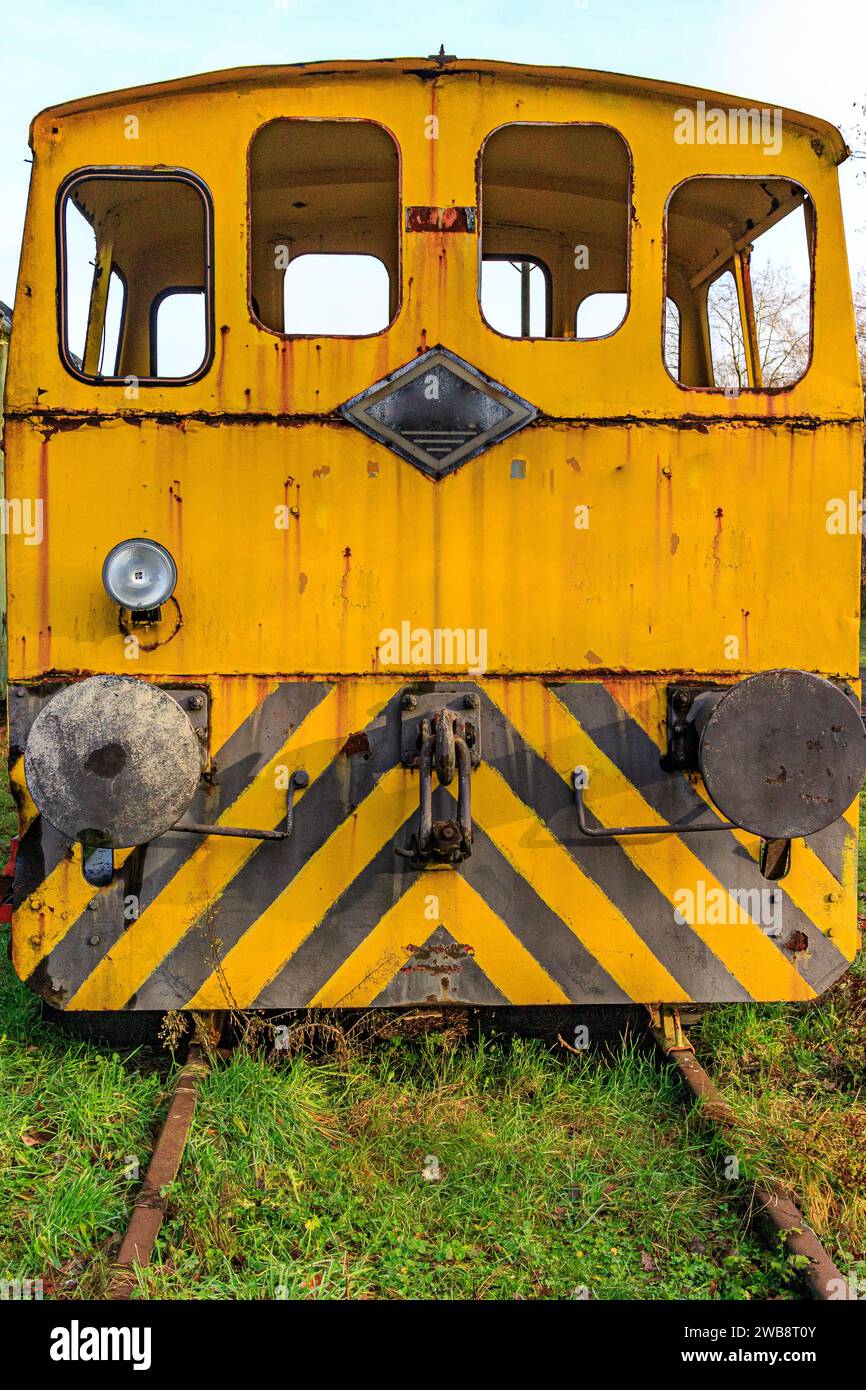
[4, 61, 864, 1010]
[648, 1004, 847, 1301]
[24, 675, 201, 847]
[697, 670, 866, 839]
[107, 1043, 210, 1300]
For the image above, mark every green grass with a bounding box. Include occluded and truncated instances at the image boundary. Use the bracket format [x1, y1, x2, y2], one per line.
[0, 734, 864, 1300]
[0, 996, 801, 1300]
[139, 1037, 806, 1300]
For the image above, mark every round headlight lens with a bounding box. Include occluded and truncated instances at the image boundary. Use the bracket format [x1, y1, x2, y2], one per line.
[102, 539, 177, 611]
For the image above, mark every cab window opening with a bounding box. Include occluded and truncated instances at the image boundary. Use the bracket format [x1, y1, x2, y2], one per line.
[664, 295, 681, 377]
[59, 170, 211, 383]
[665, 176, 813, 390]
[479, 122, 631, 340]
[576, 292, 628, 339]
[706, 268, 748, 391]
[249, 119, 400, 337]
[98, 266, 126, 377]
[149, 287, 207, 378]
[283, 253, 390, 336]
[480, 254, 552, 338]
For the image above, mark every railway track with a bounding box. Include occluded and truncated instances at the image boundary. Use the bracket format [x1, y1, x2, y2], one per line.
[643, 1004, 845, 1302]
[96, 1005, 846, 1303]
[105, 1042, 212, 1301]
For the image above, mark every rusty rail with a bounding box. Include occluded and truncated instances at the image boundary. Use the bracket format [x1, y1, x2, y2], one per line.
[106, 1043, 211, 1300]
[646, 1005, 845, 1301]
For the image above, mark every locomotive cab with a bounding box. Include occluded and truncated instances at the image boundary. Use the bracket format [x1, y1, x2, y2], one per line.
[5, 58, 864, 1013]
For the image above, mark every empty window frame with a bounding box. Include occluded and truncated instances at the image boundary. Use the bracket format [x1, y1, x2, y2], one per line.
[59, 169, 212, 383]
[665, 177, 813, 390]
[479, 123, 631, 339]
[664, 295, 681, 378]
[249, 119, 400, 336]
[99, 267, 126, 375]
[150, 288, 207, 377]
[480, 256, 551, 337]
[283, 253, 391, 335]
[575, 292, 628, 339]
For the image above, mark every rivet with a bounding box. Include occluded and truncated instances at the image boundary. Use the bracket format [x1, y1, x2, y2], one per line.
[827, 890, 842, 903]
[30, 898, 43, 911]
[87, 899, 99, 911]
[88, 934, 100, 946]
[187, 694, 204, 711]
[401, 693, 417, 711]
[661, 465, 672, 478]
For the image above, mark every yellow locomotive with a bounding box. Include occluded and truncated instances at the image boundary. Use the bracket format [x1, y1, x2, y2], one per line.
[4, 57, 864, 1015]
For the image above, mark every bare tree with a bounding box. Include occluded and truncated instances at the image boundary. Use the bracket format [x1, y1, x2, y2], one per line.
[853, 267, 866, 390]
[706, 270, 748, 390]
[707, 261, 811, 389]
[842, 101, 866, 390]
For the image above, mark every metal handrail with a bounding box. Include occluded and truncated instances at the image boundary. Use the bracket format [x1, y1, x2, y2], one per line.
[573, 774, 733, 839]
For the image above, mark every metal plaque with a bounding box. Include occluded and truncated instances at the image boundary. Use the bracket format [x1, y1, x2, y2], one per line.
[340, 346, 537, 478]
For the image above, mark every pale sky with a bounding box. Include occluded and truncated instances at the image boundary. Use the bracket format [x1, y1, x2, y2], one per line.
[1, 0, 864, 309]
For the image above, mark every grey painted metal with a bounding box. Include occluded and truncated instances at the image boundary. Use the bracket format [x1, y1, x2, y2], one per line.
[573, 778, 732, 837]
[32, 681, 330, 1006]
[696, 669, 866, 839]
[340, 346, 537, 477]
[552, 682, 850, 995]
[24, 674, 201, 847]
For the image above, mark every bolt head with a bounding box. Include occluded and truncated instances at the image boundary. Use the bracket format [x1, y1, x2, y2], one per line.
[401, 693, 417, 711]
[187, 694, 204, 711]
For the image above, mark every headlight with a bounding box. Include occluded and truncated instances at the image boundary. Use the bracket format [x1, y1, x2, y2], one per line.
[102, 538, 177, 611]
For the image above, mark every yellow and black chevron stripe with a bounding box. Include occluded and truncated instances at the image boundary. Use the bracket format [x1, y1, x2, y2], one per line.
[9, 677, 858, 1009]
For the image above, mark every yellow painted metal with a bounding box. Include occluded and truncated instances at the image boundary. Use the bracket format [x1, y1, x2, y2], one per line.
[3, 419, 862, 680]
[646, 1003, 692, 1054]
[0, 302, 11, 695]
[6, 62, 863, 681]
[309, 873, 571, 1008]
[4, 59, 864, 1006]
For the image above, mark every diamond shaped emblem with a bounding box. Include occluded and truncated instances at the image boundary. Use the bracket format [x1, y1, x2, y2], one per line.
[340, 347, 537, 478]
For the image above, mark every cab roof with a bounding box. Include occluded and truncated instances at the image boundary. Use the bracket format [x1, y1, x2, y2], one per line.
[31, 56, 848, 163]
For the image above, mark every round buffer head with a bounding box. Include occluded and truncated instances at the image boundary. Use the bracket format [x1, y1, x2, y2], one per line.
[24, 674, 201, 848]
[698, 669, 866, 840]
